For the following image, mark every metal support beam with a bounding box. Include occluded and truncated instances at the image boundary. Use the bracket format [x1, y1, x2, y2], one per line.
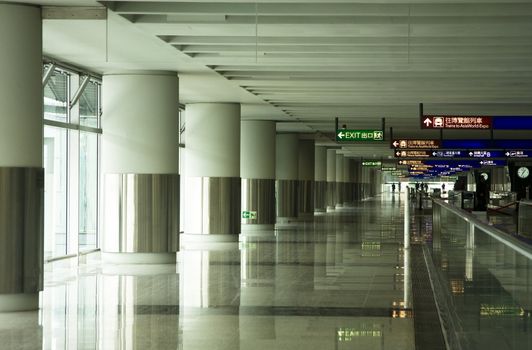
[42, 63, 55, 87]
[381, 117, 385, 139]
[42, 7, 107, 20]
[70, 76, 90, 109]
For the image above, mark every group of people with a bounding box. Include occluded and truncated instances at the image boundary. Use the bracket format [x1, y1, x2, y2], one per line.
[415, 183, 429, 192]
[391, 182, 431, 193]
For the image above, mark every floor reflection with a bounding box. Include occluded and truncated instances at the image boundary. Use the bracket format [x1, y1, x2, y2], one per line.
[5, 195, 416, 350]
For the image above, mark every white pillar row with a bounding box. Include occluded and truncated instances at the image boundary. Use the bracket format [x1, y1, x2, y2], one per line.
[298, 139, 315, 219]
[241, 121, 276, 232]
[182, 103, 241, 244]
[326, 149, 337, 212]
[0, 4, 43, 312]
[335, 153, 345, 209]
[314, 146, 327, 213]
[276, 134, 299, 223]
[102, 72, 180, 264]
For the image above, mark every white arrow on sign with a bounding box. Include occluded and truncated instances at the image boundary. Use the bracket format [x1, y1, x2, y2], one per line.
[469, 152, 473, 156]
[432, 152, 437, 156]
[396, 151, 400, 156]
[423, 118, 432, 127]
[392, 141, 399, 147]
[337, 131, 344, 139]
[505, 152, 510, 156]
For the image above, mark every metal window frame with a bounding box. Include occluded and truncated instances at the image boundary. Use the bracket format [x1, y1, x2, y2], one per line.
[42, 59, 103, 262]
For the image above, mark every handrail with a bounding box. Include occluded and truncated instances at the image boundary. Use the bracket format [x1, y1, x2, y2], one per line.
[432, 198, 532, 260]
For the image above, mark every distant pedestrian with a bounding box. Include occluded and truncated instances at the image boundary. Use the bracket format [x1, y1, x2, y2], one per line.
[392, 183, 396, 193]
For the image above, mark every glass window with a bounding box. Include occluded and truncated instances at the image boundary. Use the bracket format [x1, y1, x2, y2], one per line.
[80, 81, 100, 128]
[43, 62, 102, 260]
[79, 131, 99, 251]
[44, 69, 69, 123]
[44, 126, 68, 258]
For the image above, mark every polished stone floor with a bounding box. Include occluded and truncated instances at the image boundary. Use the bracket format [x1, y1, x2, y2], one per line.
[1, 194, 417, 349]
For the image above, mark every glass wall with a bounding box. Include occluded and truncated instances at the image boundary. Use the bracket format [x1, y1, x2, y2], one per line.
[43, 63, 102, 259]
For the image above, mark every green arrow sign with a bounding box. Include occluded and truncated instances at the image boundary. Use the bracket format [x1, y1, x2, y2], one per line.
[242, 211, 257, 219]
[336, 129, 384, 142]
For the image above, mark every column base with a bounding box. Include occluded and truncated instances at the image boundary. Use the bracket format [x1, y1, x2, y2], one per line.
[241, 224, 275, 232]
[101, 252, 176, 265]
[180, 233, 239, 250]
[276, 216, 298, 224]
[102, 263, 178, 276]
[0, 293, 39, 312]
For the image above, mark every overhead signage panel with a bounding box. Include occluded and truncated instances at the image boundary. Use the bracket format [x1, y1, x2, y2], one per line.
[505, 150, 532, 158]
[336, 129, 383, 142]
[441, 139, 532, 149]
[421, 115, 491, 129]
[395, 149, 507, 159]
[391, 139, 440, 149]
[362, 161, 381, 167]
[394, 150, 432, 158]
[492, 116, 532, 130]
[421, 115, 532, 130]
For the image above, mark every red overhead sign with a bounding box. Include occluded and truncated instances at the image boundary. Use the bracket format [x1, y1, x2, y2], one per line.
[421, 115, 492, 129]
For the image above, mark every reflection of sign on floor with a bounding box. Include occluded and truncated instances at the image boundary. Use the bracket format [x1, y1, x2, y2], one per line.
[242, 211, 257, 219]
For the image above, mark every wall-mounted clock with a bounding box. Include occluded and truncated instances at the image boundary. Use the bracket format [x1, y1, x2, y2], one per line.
[517, 167, 529, 179]
[480, 172, 489, 181]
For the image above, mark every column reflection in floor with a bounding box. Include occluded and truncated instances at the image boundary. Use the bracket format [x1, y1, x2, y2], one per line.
[180, 246, 241, 349]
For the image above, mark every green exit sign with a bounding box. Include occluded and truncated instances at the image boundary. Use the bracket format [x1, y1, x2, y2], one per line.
[362, 161, 381, 167]
[242, 211, 257, 219]
[336, 129, 384, 142]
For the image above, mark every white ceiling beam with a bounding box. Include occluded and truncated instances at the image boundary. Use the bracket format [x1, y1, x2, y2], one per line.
[108, 2, 532, 17]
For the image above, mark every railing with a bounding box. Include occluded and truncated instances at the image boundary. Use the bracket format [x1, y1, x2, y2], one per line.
[433, 199, 532, 260]
[429, 198, 532, 350]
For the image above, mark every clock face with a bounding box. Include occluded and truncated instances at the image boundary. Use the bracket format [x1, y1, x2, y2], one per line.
[517, 167, 529, 179]
[480, 172, 489, 181]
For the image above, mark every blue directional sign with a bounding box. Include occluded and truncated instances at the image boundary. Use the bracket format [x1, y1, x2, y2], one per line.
[398, 149, 506, 159]
[492, 116, 532, 130]
[441, 139, 532, 149]
[504, 150, 532, 158]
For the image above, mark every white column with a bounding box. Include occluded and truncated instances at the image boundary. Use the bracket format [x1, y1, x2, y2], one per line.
[0, 4, 42, 167]
[314, 146, 327, 213]
[241, 121, 275, 180]
[298, 139, 315, 218]
[0, 4, 43, 312]
[326, 149, 337, 212]
[183, 103, 241, 245]
[276, 134, 299, 222]
[241, 121, 276, 231]
[102, 73, 179, 174]
[342, 157, 351, 206]
[335, 153, 345, 208]
[102, 72, 180, 264]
